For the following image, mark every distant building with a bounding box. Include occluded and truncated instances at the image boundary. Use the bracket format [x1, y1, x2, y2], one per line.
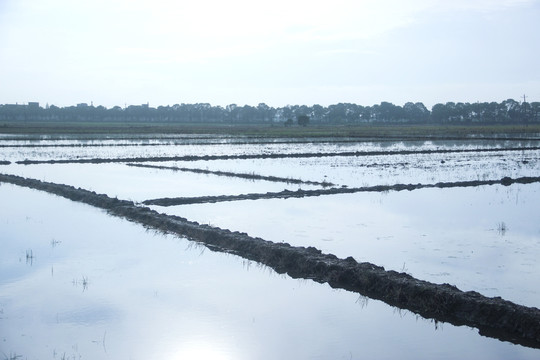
[27, 102, 40, 108]
[77, 103, 89, 108]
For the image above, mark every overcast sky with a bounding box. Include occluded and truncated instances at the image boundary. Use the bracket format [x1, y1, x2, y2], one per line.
[1, 0, 538, 109]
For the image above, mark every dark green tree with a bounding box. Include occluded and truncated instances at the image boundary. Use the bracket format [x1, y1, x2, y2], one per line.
[297, 114, 310, 126]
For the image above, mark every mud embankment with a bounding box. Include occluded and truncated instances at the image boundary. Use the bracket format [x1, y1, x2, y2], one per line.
[14, 146, 540, 165]
[126, 163, 335, 187]
[1, 172, 540, 348]
[143, 176, 540, 206]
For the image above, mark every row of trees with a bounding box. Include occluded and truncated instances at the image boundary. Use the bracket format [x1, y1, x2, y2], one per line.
[1, 99, 538, 124]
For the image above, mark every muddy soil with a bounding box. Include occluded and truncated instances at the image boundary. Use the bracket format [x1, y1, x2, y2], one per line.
[14, 146, 540, 165]
[1, 172, 539, 348]
[142, 176, 540, 206]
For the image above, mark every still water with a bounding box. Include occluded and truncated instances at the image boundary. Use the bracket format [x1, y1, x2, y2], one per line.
[1, 184, 539, 359]
[158, 184, 540, 308]
[1, 137, 540, 359]
[1, 162, 313, 202]
[2, 137, 538, 162]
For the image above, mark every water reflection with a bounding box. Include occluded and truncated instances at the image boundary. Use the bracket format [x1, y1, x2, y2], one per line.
[165, 184, 540, 308]
[1, 163, 317, 201]
[2, 137, 538, 162]
[2, 136, 540, 359]
[174, 149, 540, 188]
[169, 342, 237, 360]
[1, 185, 540, 359]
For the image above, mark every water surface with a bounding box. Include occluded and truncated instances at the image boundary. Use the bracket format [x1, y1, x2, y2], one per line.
[154, 183, 540, 308]
[1, 184, 539, 359]
[1, 136, 540, 359]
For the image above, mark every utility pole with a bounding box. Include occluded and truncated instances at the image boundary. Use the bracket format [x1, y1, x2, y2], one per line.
[522, 94, 529, 125]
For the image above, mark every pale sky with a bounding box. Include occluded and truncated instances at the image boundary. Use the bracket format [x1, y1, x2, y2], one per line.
[0, 0, 539, 109]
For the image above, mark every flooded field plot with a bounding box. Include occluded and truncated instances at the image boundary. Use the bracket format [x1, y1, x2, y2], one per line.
[159, 184, 540, 307]
[1, 138, 415, 161]
[2, 136, 539, 163]
[161, 148, 540, 188]
[1, 163, 315, 202]
[1, 134, 540, 359]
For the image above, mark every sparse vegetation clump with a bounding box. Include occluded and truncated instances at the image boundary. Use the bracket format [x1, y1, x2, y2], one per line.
[497, 222, 508, 236]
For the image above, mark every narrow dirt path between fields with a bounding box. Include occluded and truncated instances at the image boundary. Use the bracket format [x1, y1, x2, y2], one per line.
[143, 176, 540, 206]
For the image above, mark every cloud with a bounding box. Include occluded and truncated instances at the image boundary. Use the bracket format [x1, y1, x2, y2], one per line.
[7, 0, 534, 66]
[102, 0, 538, 63]
[95, 0, 432, 66]
[422, 0, 536, 13]
[0, 0, 537, 106]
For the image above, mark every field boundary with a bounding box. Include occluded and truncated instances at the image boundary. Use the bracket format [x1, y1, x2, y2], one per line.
[126, 163, 335, 187]
[142, 176, 540, 206]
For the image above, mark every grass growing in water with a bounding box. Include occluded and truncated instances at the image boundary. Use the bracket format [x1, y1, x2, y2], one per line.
[2, 352, 22, 360]
[25, 249, 34, 265]
[497, 222, 508, 236]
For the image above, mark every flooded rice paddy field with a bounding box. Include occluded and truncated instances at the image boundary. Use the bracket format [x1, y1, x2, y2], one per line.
[158, 185, 540, 308]
[2, 136, 540, 162]
[158, 147, 539, 187]
[1, 163, 315, 202]
[1, 135, 540, 359]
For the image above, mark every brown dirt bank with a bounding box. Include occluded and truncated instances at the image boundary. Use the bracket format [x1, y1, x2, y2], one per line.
[143, 176, 540, 206]
[13, 146, 540, 165]
[1, 172, 539, 349]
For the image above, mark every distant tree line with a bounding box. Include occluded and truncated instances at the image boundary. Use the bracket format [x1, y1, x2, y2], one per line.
[1, 99, 538, 125]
